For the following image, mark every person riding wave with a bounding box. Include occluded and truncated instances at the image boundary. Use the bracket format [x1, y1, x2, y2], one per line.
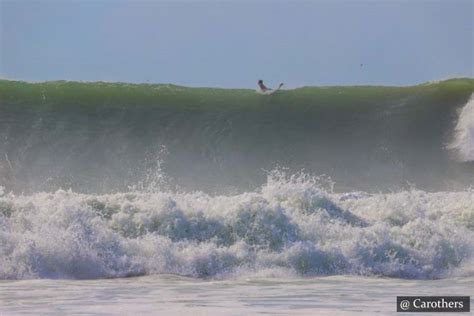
[257, 80, 283, 93]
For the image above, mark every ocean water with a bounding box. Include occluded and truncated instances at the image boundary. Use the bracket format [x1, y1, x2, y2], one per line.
[0, 79, 473, 314]
[1, 78, 473, 194]
[1, 276, 472, 315]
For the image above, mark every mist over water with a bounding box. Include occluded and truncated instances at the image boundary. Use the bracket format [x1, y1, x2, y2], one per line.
[0, 78, 473, 280]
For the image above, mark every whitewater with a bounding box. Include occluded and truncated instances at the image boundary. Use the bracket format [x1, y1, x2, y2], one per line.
[0, 78, 473, 314]
[1, 171, 474, 280]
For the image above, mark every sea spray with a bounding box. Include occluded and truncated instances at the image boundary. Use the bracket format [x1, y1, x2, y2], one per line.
[0, 172, 472, 280]
[449, 93, 474, 162]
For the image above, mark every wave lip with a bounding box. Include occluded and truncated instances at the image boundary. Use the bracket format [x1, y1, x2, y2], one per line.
[0, 173, 473, 281]
[449, 93, 474, 162]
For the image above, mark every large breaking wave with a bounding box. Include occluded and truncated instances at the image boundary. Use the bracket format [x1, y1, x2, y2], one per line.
[0, 78, 473, 281]
[0, 78, 473, 193]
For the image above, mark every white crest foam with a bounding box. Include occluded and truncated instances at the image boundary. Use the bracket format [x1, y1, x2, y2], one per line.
[449, 93, 474, 162]
[0, 172, 472, 280]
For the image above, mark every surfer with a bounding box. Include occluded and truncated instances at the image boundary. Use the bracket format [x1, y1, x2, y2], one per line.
[257, 80, 283, 93]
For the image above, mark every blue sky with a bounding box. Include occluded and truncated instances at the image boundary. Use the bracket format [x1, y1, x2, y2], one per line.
[1, 0, 472, 88]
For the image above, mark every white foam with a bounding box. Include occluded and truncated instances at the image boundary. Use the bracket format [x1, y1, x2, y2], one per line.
[0, 173, 473, 280]
[449, 93, 474, 162]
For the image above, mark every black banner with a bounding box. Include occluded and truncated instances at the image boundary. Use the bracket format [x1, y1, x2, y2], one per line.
[397, 296, 470, 313]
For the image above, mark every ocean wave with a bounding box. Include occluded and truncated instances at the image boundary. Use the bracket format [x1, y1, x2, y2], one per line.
[1, 172, 472, 280]
[1, 78, 473, 193]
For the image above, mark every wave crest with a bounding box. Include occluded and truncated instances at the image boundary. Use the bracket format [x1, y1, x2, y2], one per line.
[449, 93, 474, 162]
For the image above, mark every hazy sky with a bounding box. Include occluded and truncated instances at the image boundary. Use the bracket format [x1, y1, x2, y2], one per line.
[1, 0, 472, 88]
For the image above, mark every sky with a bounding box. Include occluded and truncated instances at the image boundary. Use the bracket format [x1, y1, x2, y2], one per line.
[1, 0, 472, 88]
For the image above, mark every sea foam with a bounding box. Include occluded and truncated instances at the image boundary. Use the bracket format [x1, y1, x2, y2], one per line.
[449, 93, 474, 162]
[1, 173, 472, 280]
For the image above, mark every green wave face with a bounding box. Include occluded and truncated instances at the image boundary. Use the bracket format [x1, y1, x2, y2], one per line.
[0, 79, 473, 193]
